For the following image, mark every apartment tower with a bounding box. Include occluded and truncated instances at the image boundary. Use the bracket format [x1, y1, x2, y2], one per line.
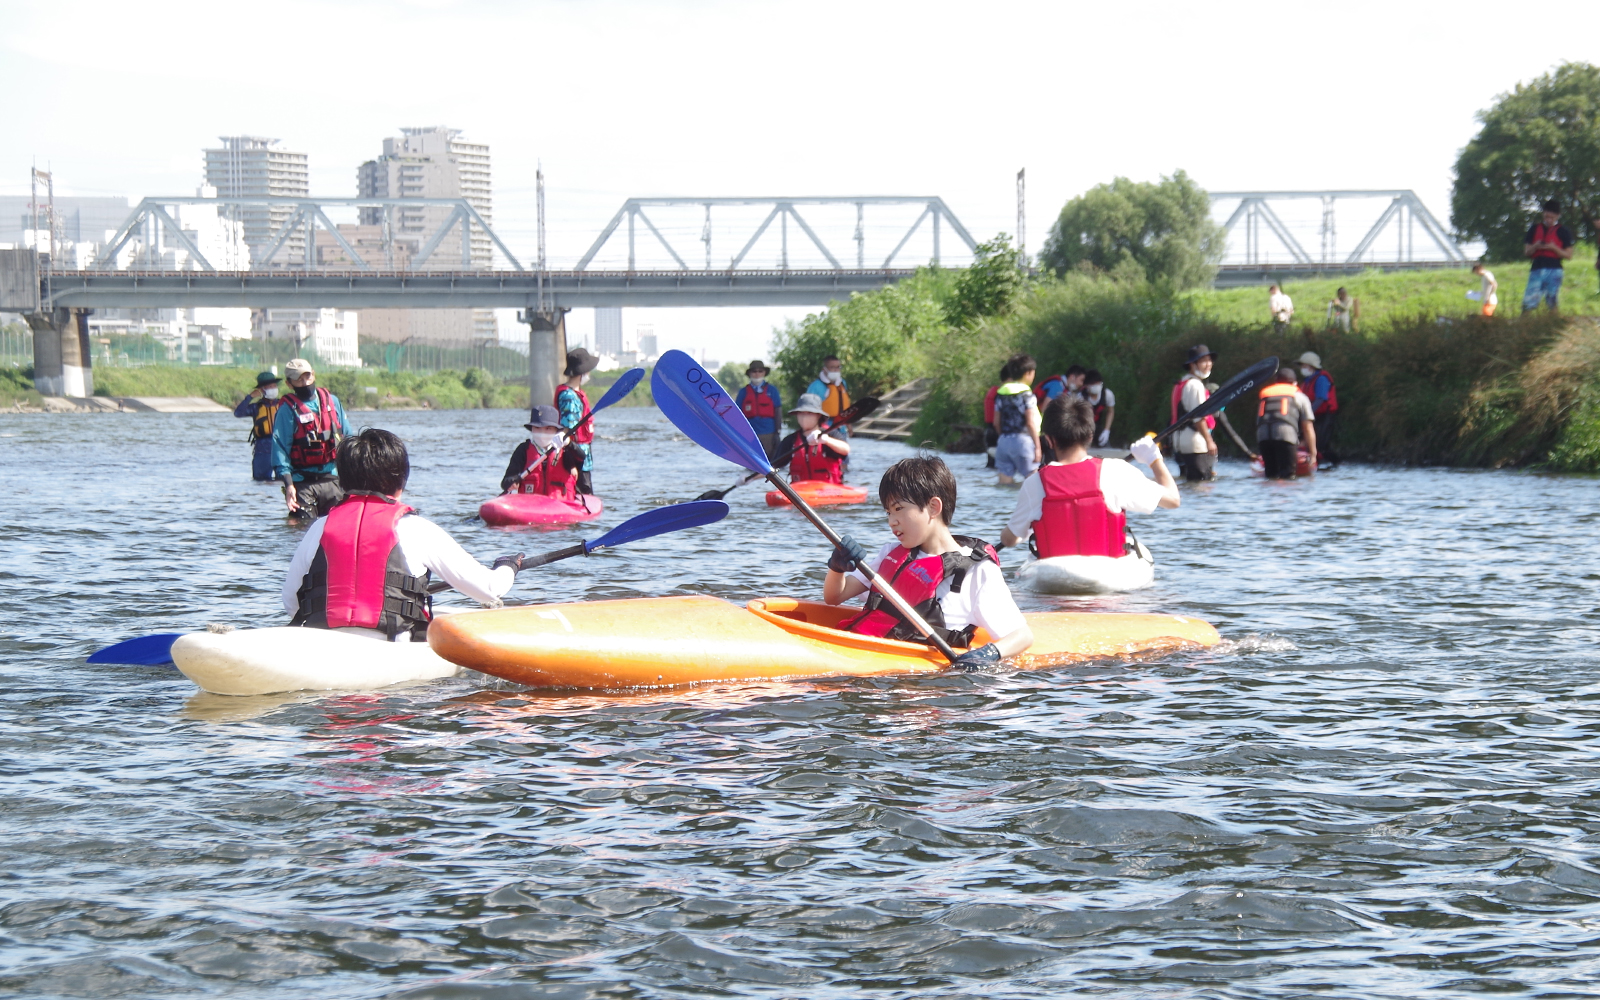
[202, 137, 309, 265]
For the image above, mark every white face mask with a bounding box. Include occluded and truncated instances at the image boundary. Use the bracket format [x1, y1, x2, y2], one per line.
[1300, 366, 1314, 378]
[1085, 386, 1102, 402]
[530, 431, 560, 451]
[580, 372, 592, 385]
[749, 377, 766, 387]
[822, 369, 842, 385]
[263, 387, 279, 399]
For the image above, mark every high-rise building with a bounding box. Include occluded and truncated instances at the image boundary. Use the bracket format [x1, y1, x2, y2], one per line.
[203, 137, 309, 266]
[357, 126, 495, 340]
[594, 307, 623, 357]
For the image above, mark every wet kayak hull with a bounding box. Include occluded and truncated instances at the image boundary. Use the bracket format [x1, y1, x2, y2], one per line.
[1018, 541, 1156, 595]
[427, 595, 1219, 690]
[172, 627, 459, 696]
[1249, 450, 1313, 478]
[766, 481, 868, 507]
[479, 493, 604, 526]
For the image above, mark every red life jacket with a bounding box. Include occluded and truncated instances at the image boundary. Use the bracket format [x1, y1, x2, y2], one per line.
[1032, 459, 1127, 558]
[1033, 374, 1069, 404]
[983, 385, 999, 425]
[1171, 375, 1216, 430]
[283, 387, 340, 468]
[291, 493, 432, 640]
[789, 434, 844, 484]
[516, 444, 577, 499]
[739, 384, 777, 422]
[1530, 222, 1568, 261]
[841, 535, 999, 645]
[555, 385, 594, 445]
[1299, 369, 1338, 415]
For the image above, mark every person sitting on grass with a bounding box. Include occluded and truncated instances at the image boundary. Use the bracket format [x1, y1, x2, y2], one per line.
[499, 404, 583, 499]
[823, 455, 1033, 670]
[285, 428, 524, 642]
[778, 393, 851, 483]
[1000, 396, 1178, 558]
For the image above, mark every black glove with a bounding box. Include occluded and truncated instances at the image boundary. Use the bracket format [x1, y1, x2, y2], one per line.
[492, 553, 525, 574]
[827, 534, 868, 573]
[561, 444, 585, 473]
[951, 642, 1002, 672]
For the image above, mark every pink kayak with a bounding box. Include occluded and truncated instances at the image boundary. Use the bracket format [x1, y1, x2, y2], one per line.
[479, 493, 604, 527]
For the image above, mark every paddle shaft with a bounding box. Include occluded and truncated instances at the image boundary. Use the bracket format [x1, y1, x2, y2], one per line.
[698, 399, 879, 501]
[1215, 409, 1256, 458]
[765, 472, 959, 663]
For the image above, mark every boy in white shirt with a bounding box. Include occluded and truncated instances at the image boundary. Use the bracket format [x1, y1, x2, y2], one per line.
[824, 456, 1033, 670]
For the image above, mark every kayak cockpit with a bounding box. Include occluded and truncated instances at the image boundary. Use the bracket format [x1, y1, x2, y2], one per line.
[746, 597, 990, 659]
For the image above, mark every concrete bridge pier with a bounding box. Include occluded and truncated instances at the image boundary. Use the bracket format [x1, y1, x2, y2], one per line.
[520, 308, 569, 412]
[26, 308, 93, 398]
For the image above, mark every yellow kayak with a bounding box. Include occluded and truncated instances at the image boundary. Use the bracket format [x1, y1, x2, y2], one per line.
[427, 595, 1219, 690]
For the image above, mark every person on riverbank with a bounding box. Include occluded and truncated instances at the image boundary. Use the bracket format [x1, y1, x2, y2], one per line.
[285, 428, 522, 641]
[1471, 263, 1499, 317]
[992, 354, 1042, 485]
[272, 358, 351, 519]
[1257, 367, 1317, 480]
[1298, 351, 1339, 468]
[823, 455, 1033, 670]
[500, 405, 583, 498]
[234, 370, 281, 482]
[1269, 285, 1294, 334]
[1172, 345, 1219, 482]
[779, 393, 850, 483]
[1523, 200, 1574, 313]
[999, 395, 1178, 556]
[1326, 287, 1354, 332]
[1083, 369, 1115, 447]
[555, 348, 600, 495]
[737, 360, 783, 459]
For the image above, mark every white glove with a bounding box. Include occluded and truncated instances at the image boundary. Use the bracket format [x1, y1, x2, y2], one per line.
[1096, 428, 1110, 447]
[805, 429, 821, 445]
[1129, 437, 1161, 466]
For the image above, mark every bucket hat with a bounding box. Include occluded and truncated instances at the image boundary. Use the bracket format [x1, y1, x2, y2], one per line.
[1298, 351, 1322, 368]
[564, 348, 599, 377]
[524, 404, 561, 429]
[746, 360, 770, 375]
[788, 392, 828, 416]
[255, 371, 280, 386]
[1182, 344, 1216, 368]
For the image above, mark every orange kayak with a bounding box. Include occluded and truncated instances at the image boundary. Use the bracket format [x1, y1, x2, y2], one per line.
[766, 480, 869, 507]
[427, 595, 1219, 690]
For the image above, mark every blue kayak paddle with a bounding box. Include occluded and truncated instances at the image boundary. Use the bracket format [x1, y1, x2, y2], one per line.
[650, 350, 958, 663]
[86, 633, 188, 666]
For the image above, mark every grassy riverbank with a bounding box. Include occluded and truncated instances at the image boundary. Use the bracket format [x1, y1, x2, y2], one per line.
[60, 366, 531, 410]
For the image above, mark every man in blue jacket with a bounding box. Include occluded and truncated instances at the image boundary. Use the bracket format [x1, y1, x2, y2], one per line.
[271, 358, 351, 519]
[736, 360, 783, 458]
[233, 370, 282, 481]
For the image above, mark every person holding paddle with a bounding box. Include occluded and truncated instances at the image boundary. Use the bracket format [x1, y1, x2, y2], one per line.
[779, 394, 851, 483]
[500, 405, 584, 498]
[1171, 345, 1219, 482]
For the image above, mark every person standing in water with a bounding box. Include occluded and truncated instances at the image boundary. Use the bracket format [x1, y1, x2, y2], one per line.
[555, 348, 600, 495]
[1082, 369, 1116, 447]
[737, 360, 783, 459]
[1171, 345, 1219, 482]
[1256, 367, 1317, 480]
[234, 370, 282, 482]
[992, 353, 1042, 485]
[272, 358, 351, 519]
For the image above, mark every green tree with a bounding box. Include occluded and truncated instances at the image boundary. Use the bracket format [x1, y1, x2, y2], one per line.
[944, 234, 1024, 327]
[1039, 170, 1222, 289]
[1452, 62, 1600, 260]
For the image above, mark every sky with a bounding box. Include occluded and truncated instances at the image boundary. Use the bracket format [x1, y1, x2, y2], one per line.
[4, 0, 1598, 365]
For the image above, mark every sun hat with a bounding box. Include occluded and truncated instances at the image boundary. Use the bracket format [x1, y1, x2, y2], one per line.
[1182, 344, 1216, 368]
[564, 348, 599, 377]
[788, 392, 828, 416]
[746, 360, 770, 375]
[255, 371, 280, 386]
[1298, 351, 1322, 368]
[523, 404, 561, 430]
[285, 358, 314, 378]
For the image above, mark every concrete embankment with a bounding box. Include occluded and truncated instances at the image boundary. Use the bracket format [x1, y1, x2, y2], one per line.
[16, 396, 231, 414]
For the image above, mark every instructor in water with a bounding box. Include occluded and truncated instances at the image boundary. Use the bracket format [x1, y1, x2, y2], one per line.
[272, 358, 352, 519]
[284, 428, 523, 640]
[233, 370, 282, 482]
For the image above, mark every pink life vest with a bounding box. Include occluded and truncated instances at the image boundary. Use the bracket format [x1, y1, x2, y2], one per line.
[1171, 375, 1216, 430]
[1032, 459, 1127, 558]
[291, 493, 432, 639]
[840, 535, 999, 645]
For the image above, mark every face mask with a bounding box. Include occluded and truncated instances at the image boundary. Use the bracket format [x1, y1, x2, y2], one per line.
[749, 377, 766, 387]
[530, 431, 560, 451]
[1086, 386, 1102, 402]
[294, 384, 314, 400]
[580, 372, 592, 385]
[263, 387, 279, 399]
[822, 369, 842, 385]
[1300, 366, 1313, 378]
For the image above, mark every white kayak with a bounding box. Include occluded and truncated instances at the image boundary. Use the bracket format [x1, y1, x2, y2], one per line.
[1016, 540, 1156, 595]
[172, 626, 460, 696]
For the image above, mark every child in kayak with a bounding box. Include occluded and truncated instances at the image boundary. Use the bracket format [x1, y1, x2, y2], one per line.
[778, 393, 851, 483]
[285, 428, 526, 641]
[499, 405, 584, 498]
[823, 455, 1033, 670]
[999, 396, 1179, 555]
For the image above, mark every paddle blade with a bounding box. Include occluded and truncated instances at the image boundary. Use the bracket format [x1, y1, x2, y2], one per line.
[593, 367, 645, 412]
[87, 633, 184, 666]
[1154, 355, 1279, 444]
[834, 395, 878, 426]
[587, 499, 730, 552]
[651, 350, 774, 474]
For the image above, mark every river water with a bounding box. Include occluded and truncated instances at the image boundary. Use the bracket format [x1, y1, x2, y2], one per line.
[2, 406, 1597, 999]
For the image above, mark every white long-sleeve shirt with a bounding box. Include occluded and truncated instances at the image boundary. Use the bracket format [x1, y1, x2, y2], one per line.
[283, 512, 516, 640]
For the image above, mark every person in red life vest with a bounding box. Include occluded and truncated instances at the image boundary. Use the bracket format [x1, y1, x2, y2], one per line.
[1082, 368, 1116, 447]
[736, 360, 783, 459]
[499, 405, 583, 497]
[1297, 351, 1339, 469]
[1032, 364, 1083, 405]
[1000, 396, 1178, 557]
[284, 429, 524, 641]
[982, 365, 1003, 469]
[1523, 199, 1574, 313]
[555, 348, 600, 495]
[1256, 367, 1317, 480]
[778, 393, 851, 483]
[271, 357, 352, 519]
[822, 456, 1032, 670]
[1171, 344, 1219, 482]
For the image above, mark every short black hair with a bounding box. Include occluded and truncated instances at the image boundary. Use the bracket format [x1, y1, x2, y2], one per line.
[1277, 367, 1299, 383]
[338, 428, 410, 495]
[1542, 199, 1561, 214]
[1002, 353, 1036, 381]
[879, 455, 957, 525]
[1043, 395, 1096, 450]
[1083, 368, 1103, 385]
[823, 354, 840, 364]
[1066, 364, 1087, 377]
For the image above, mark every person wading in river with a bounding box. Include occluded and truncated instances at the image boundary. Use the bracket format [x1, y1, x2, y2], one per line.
[1298, 351, 1339, 469]
[555, 348, 600, 495]
[1257, 367, 1317, 480]
[737, 360, 783, 459]
[1171, 345, 1219, 482]
[272, 358, 352, 519]
[234, 370, 282, 482]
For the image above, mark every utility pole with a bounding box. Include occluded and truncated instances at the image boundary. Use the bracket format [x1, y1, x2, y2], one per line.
[1016, 168, 1026, 270]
